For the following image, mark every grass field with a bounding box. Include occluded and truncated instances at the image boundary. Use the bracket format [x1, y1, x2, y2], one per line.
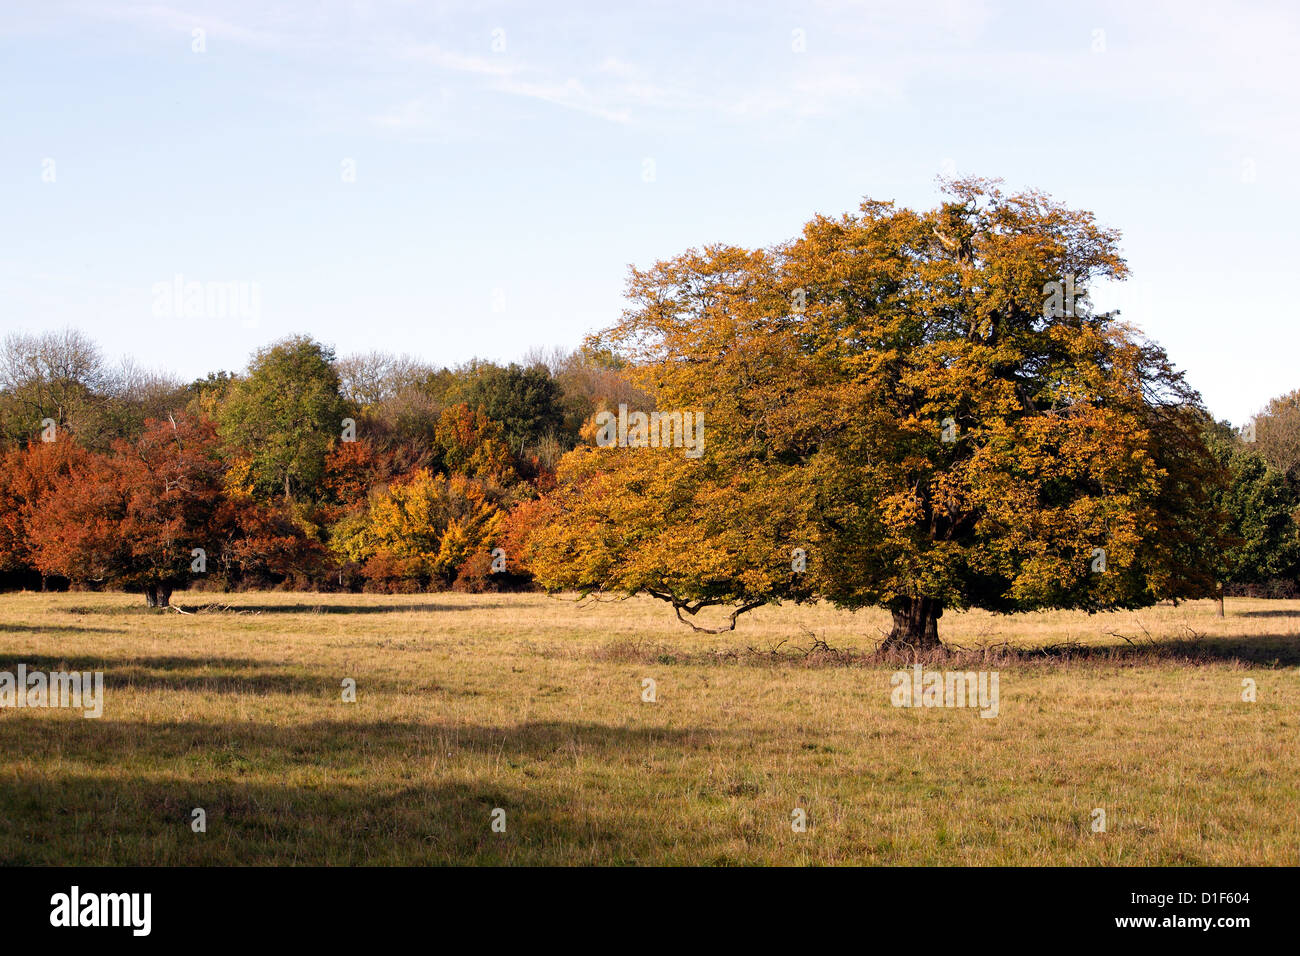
[1, 590, 1297, 865]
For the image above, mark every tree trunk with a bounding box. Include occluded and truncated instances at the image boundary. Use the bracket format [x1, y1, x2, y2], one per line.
[144, 583, 173, 607]
[883, 597, 944, 650]
[1217, 585, 1225, 618]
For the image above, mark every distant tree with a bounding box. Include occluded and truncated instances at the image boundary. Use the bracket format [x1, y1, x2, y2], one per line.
[217, 336, 346, 501]
[185, 371, 238, 419]
[321, 438, 381, 508]
[1207, 421, 1300, 596]
[413, 366, 459, 406]
[353, 385, 443, 478]
[434, 403, 517, 484]
[495, 492, 553, 587]
[0, 436, 92, 584]
[83, 359, 189, 449]
[335, 351, 433, 407]
[332, 469, 504, 589]
[25, 415, 226, 606]
[0, 329, 107, 446]
[460, 363, 566, 454]
[1254, 388, 1300, 486]
[214, 495, 331, 589]
[550, 345, 650, 443]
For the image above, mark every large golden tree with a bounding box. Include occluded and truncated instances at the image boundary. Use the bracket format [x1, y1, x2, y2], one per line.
[525, 179, 1223, 647]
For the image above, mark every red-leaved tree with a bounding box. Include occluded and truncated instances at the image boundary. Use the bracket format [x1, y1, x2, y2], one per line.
[0, 436, 91, 586]
[25, 414, 226, 606]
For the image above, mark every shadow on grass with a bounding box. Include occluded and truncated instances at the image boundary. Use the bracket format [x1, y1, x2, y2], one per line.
[47, 599, 509, 616]
[596, 632, 1300, 668]
[0, 623, 120, 636]
[1236, 609, 1300, 619]
[181, 601, 496, 615]
[0, 653, 378, 696]
[0, 719, 705, 863]
[0, 653, 269, 671]
[0, 773, 638, 865]
[944, 634, 1300, 667]
[2, 717, 711, 765]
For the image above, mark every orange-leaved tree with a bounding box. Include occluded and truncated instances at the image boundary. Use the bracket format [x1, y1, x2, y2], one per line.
[523, 178, 1224, 646]
[0, 435, 92, 586]
[24, 414, 227, 606]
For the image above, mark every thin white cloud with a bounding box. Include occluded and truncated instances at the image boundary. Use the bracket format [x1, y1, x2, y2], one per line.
[401, 42, 521, 79]
[370, 96, 450, 130]
[490, 76, 632, 124]
[85, 1, 286, 49]
[24, 0, 1298, 150]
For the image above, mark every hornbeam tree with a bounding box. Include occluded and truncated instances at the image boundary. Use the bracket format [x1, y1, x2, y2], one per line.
[523, 178, 1225, 647]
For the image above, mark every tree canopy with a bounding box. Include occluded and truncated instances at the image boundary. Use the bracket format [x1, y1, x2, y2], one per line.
[217, 336, 346, 502]
[0, 181, 1293, 618]
[524, 178, 1227, 646]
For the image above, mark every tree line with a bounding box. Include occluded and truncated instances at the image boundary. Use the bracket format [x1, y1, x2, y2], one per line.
[0, 332, 645, 603]
[3, 178, 1298, 646]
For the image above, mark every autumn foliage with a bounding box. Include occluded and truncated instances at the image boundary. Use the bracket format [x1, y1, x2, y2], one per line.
[1, 182, 1295, 628]
[522, 179, 1235, 645]
[23, 416, 226, 606]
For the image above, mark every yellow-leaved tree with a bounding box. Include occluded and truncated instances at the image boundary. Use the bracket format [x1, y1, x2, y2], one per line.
[522, 178, 1225, 647]
[332, 469, 505, 589]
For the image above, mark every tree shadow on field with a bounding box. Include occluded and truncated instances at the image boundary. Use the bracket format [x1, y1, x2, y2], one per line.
[0, 717, 713, 767]
[604, 630, 1300, 669]
[181, 601, 493, 615]
[0, 653, 339, 695]
[603, 632, 1300, 671]
[921, 632, 1300, 668]
[0, 772, 643, 865]
[0, 719, 704, 863]
[0, 653, 268, 671]
[1236, 610, 1300, 619]
[0, 623, 120, 636]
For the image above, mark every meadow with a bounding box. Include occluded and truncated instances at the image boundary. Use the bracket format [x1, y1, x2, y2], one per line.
[1, 591, 1297, 865]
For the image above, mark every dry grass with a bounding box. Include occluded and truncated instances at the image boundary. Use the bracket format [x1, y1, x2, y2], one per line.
[1, 590, 1297, 865]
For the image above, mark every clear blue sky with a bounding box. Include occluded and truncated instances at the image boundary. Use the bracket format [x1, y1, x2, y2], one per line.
[2, 0, 1295, 424]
